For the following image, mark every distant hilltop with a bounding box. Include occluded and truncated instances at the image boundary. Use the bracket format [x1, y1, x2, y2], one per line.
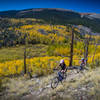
[0, 8, 100, 19]
[0, 8, 100, 32]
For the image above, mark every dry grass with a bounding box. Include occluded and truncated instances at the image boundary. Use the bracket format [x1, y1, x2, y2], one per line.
[45, 67, 100, 100]
[1, 67, 100, 100]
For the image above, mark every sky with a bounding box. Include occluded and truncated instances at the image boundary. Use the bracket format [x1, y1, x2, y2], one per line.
[0, 0, 100, 13]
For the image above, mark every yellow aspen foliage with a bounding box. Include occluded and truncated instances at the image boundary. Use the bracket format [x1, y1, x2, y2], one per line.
[0, 56, 69, 76]
[0, 54, 100, 76]
[12, 24, 71, 44]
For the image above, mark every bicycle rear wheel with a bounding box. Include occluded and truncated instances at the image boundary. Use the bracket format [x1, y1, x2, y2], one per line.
[51, 77, 59, 89]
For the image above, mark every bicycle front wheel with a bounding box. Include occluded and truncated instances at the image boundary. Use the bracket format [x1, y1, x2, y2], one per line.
[51, 77, 59, 89]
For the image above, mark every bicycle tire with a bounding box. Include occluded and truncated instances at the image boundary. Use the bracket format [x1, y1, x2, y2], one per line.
[51, 76, 59, 89]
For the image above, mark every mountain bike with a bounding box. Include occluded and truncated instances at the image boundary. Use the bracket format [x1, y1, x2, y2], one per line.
[51, 69, 67, 89]
[67, 66, 89, 74]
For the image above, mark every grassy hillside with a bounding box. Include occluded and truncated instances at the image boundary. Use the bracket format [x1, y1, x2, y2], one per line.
[0, 44, 100, 77]
[0, 17, 100, 77]
[0, 44, 48, 63]
[0, 18, 100, 76]
[0, 67, 100, 100]
[0, 10, 100, 100]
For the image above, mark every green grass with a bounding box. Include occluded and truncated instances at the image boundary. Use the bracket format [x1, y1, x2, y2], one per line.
[0, 44, 48, 63]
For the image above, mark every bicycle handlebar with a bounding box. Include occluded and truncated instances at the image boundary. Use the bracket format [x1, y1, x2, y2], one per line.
[53, 68, 58, 71]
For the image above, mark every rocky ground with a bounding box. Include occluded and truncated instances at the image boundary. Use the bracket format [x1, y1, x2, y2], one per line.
[0, 68, 100, 100]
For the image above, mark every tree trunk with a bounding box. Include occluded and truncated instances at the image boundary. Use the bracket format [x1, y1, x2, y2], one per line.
[84, 41, 86, 59]
[84, 39, 89, 65]
[92, 43, 98, 63]
[24, 46, 27, 74]
[69, 27, 74, 67]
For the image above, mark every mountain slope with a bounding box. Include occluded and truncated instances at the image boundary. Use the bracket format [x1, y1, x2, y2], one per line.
[0, 8, 100, 33]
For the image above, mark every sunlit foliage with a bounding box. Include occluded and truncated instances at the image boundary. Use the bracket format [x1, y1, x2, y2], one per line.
[0, 56, 69, 76]
[0, 53, 100, 76]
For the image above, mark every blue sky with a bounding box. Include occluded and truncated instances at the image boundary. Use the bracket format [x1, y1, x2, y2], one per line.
[0, 0, 99, 13]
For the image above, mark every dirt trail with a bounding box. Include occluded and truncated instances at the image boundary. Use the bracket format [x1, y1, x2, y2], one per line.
[22, 70, 87, 100]
[1, 68, 99, 100]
